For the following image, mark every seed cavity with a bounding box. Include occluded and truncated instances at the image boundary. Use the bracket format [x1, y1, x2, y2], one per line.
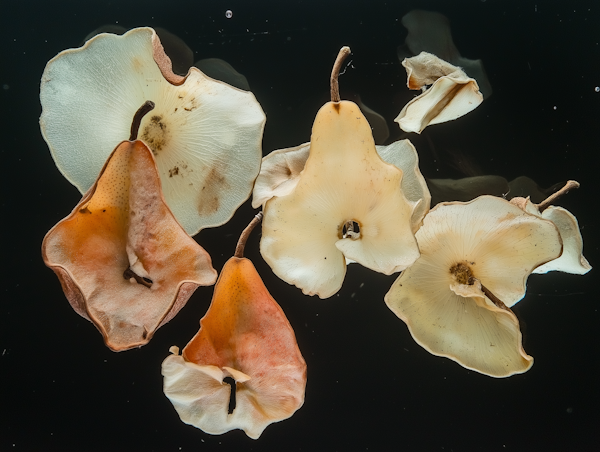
[341, 220, 361, 240]
[449, 262, 475, 285]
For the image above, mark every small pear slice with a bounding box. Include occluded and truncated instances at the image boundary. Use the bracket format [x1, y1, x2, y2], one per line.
[162, 257, 306, 439]
[42, 139, 217, 351]
[395, 52, 483, 134]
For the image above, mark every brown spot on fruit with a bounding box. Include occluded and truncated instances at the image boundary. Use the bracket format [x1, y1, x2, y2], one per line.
[132, 57, 143, 73]
[169, 167, 179, 177]
[183, 97, 199, 112]
[407, 76, 421, 90]
[197, 164, 230, 216]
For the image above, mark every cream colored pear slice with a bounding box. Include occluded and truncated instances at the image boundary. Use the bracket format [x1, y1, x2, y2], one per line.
[384, 196, 563, 377]
[386, 259, 533, 378]
[40, 27, 265, 236]
[395, 52, 483, 134]
[261, 101, 420, 298]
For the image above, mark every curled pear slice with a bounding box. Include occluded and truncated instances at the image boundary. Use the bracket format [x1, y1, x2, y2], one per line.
[162, 214, 307, 439]
[385, 196, 562, 377]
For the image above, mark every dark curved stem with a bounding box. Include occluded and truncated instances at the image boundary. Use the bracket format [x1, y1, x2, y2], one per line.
[234, 212, 263, 258]
[129, 101, 155, 141]
[123, 268, 153, 288]
[330, 47, 351, 102]
[536, 180, 580, 212]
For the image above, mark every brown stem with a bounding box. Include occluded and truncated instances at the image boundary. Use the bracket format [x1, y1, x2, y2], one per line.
[123, 268, 153, 288]
[330, 46, 351, 102]
[535, 180, 580, 212]
[478, 281, 510, 311]
[234, 212, 263, 258]
[129, 100, 156, 141]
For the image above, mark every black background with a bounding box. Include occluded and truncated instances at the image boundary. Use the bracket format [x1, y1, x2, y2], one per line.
[1, 0, 598, 451]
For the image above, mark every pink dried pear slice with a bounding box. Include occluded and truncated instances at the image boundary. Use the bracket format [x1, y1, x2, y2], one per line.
[162, 213, 306, 439]
[42, 102, 217, 351]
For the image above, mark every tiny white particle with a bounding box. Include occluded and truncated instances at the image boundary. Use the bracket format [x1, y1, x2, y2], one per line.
[595, 86, 599, 92]
[225, 10, 232, 19]
[553, 106, 557, 110]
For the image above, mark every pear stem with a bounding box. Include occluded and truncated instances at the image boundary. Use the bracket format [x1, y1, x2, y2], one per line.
[235, 212, 263, 258]
[536, 180, 580, 212]
[330, 46, 351, 102]
[479, 282, 509, 311]
[123, 268, 153, 288]
[130, 100, 155, 141]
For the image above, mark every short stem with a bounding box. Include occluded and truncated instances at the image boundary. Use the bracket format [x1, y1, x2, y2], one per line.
[330, 47, 351, 102]
[123, 268, 153, 288]
[234, 212, 263, 258]
[478, 281, 509, 311]
[536, 180, 579, 212]
[129, 100, 156, 141]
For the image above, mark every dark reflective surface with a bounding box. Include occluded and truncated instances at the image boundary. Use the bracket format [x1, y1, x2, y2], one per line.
[1, 0, 598, 450]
